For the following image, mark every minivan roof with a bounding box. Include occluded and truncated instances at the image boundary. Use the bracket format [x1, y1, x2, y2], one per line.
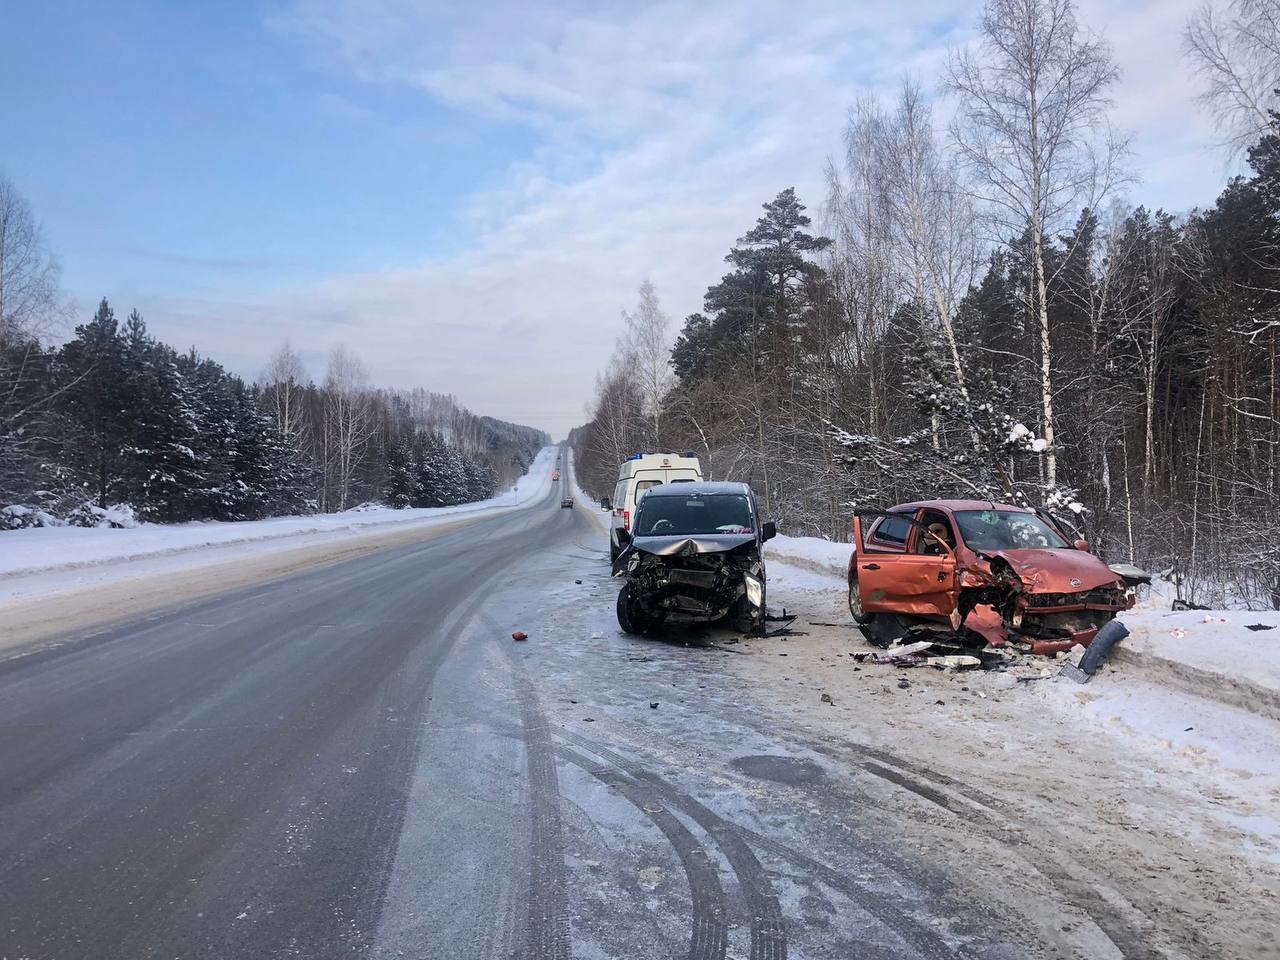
[642, 481, 752, 498]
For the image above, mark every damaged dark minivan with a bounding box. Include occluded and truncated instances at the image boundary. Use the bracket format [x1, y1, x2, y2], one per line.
[613, 482, 777, 635]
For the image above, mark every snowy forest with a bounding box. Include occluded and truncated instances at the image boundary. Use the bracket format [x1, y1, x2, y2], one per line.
[574, 0, 1280, 609]
[0, 221, 547, 529]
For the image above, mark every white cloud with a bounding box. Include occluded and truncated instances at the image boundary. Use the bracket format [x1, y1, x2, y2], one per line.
[163, 0, 1238, 436]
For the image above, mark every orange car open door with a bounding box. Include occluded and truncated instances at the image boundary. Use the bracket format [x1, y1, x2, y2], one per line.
[853, 514, 958, 619]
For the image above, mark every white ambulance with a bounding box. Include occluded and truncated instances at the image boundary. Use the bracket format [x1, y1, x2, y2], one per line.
[603, 452, 703, 560]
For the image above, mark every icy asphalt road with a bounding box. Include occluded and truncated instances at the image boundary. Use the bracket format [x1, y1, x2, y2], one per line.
[2, 451, 1276, 959]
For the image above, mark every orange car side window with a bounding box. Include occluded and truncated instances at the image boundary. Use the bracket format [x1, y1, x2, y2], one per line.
[871, 515, 911, 548]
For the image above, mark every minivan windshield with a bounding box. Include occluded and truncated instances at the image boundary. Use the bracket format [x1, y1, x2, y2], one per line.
[635, 494, 754, 536]
[954, 510, 1069, 551]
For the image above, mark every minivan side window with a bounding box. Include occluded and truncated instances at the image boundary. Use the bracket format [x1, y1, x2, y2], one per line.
[634, 480, 662, 501]
[870, 514, 911, 548]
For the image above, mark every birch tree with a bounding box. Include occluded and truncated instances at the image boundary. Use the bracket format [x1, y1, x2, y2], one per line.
[0, 177, 65, 501]
[261, 340, 309, 445]
[621, 280, 674, 447]
[883, 82, 982, 428]
[1186, 0, 1280, 155]
[825, 97, 899, 439]
[323, 344, 375, 511]
[946, 0, 1126, 489]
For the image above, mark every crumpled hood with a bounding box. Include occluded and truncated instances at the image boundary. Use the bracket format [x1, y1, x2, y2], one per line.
[987, 548, 1122, 593]
[628, 533, 758, 557]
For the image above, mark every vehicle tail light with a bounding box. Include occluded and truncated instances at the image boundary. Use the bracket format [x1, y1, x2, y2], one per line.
[623, 510, 630, 531]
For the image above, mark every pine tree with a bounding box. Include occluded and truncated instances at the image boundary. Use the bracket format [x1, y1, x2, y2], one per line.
[56, 299, 132, 505]
[383, 436, 418, 508]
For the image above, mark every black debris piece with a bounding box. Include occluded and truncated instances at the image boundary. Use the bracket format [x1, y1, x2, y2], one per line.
[1245, 623, 1276, 632]
[1060, 619, 1130, 684]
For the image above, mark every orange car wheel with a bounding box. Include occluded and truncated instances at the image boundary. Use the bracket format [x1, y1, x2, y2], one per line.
[847, 571, 871, 625]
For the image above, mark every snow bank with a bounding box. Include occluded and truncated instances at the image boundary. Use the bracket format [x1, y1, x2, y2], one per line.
[1113, 609, 1280, 717]
[0, 446, 557, 581]
[766, 533, 850, 578]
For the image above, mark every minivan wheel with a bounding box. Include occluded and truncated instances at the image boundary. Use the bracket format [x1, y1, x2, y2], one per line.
[848, 571, 871, 625]
[616, 582, 653, 634]
[733, 594, 767, 636]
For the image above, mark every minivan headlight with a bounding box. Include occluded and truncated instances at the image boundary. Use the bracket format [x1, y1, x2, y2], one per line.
[744, 574, 764, 608]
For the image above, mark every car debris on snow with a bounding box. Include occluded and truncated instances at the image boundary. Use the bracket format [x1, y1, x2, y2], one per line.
[850, 621, 1130, 681]
[1057, 619, 1129, 684]
[511, 631, 528, 642]
[928, 655, 982, 670]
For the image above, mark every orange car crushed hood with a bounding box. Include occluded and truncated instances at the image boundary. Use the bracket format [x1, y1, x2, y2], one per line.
[984, 548, 1123, 593]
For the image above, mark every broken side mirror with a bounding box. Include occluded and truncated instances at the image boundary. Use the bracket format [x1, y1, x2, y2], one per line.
[1074, 539, 1090, 551]
[762, 521, 777, 542]
[600, 497, 612, 511]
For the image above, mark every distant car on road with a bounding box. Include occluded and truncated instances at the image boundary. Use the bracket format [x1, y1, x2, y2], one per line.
[613, 481, 776, 636]
[849, 499, 1149, 653]
[561, 497, 573, 509]
[552, 470, 561, 481]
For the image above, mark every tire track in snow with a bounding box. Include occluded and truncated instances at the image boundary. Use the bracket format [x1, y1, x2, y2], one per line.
[858, 758, 1164, 960]
[555, 728, 787, 960]
[556, 743, 729, 960]
[509, 664, 572, 960]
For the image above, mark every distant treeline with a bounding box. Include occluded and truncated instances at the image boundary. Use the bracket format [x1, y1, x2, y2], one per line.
[0, 287, 547, 528]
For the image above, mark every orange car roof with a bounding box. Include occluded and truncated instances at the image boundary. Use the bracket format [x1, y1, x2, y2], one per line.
[890, 499, 1034, 513]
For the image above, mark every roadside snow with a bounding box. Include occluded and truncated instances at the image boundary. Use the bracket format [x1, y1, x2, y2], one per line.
[1121, 609, 1280, 697]
[766, 533, 849, 577]
[0, 446, 557, 594]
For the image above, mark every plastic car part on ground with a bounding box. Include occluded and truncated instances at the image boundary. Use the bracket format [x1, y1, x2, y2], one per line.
[852, 638, 987, 670]
[1057, 619, 1129, 684]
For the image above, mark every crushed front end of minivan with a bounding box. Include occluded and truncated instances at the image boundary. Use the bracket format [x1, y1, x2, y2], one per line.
[613, 483, 774, 636]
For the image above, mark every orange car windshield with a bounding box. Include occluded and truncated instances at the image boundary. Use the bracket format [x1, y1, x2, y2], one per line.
[954, 510, 1069, 551]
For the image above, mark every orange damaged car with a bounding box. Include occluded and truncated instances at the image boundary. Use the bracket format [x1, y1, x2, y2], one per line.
[848, 500, 1149, 654]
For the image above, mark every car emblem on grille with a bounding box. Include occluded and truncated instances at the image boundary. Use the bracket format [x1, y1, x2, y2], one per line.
[1070, 578, 1082, 587]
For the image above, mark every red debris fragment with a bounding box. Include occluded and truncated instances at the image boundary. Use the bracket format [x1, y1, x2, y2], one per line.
[512, 631, 528, 642]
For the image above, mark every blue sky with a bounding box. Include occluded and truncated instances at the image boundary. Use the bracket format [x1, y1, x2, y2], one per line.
[1, 0, 1235, 434]
[2, 2, 529, 294]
